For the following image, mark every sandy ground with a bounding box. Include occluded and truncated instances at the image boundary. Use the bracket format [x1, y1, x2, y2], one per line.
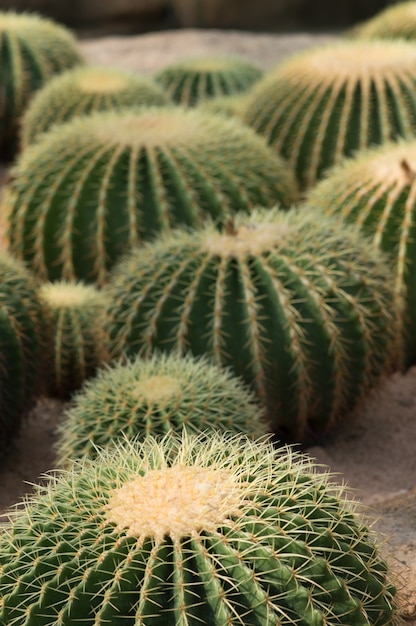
[0, 29, 415, 623]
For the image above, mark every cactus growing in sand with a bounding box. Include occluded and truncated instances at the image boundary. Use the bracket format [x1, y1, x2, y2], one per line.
[4, 107, 297, 286]
[0, 431, 398, 625]
[0, 11, 83, 154]
[307, 139, 416, 366]
[55, 352, 267, 466]
[39, 281, 110, 398]
[0, 251, 45, 456]
[104, 208, 400, 441]
[20, 66, 170, 147]
[155, 56, 263, 106]
[243, 40, 416, 189]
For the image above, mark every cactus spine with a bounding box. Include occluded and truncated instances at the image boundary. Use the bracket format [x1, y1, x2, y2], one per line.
[0, 431, 398, 625]
[104, 208, 400, 441]
[20, 66, 170, 147]
[0, 251, 45, 456]
[5, 107, 298, 286]
[243, 40, 416, 189]
[39, 281, 110, 398]
[55, 352, 267, 466]
[0, 11, 83, 154]
[155, 56, 263, 106]
[306, 140, 416, 366]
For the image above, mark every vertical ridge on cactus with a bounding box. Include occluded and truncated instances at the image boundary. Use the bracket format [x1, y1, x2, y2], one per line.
[104, 207, 400, 441]
[55, 352, 267, 466]
[243, 40, 416, 190]
[39, 280, 110, 398]
[0, 11, 83, 155]
[352, 1, 416, 40]
[20, 66, 170, 147]
[0, 431, 398, 625]
[155, 56, 263, 106]
[0, 251, 45, 456]
[306, 139, 416, 366]
[4, 107, 297, 286]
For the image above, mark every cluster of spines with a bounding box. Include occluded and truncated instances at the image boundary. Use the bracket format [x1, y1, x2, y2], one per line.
[243, 40, 416, 189]
[104, 208, 400, 441]
[4, 107, 298, 286]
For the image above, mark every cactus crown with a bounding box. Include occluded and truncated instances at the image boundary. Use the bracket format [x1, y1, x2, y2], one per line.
[0, 431, 397, 625]
[243, 40, 416, 189]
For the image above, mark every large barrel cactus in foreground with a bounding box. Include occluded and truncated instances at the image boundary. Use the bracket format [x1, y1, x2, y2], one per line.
[307, 140, 416, 366]
[0, 432, 398, 625]
[155, 56, 263, 106]
[104, 208, 401, 441]
[21, 66, 170, 147]
[0, 11, 83, 155]
[0, 252, 45, 456]
[4, 108, 297, 286]
[243, 40, 416, 190]
[55, 352, 267, 466]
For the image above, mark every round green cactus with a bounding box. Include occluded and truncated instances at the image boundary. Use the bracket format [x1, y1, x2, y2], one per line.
[55, 352, 267, 466]
[39, 281, 110, 398]
[155, 56, 263, 106]
[306, 139, 416, 367]
[0, 11, 83, 155]
[0, 431, 398, 625]
[20, 66, 170, 148]
[352, 1, 416, 40]
[243, 40, 416, 190]
[4, 107, 298, 286]
[104, 208, 400, 441]
[0, 251, 45, 456]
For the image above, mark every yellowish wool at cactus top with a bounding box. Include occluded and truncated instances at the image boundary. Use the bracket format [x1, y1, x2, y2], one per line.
[40, 282, 100, 308]
[104, 465, 246, 543]
[131, 374, 182, 403]
[291, 43, 416, 78]
[90, 111, 207, 147]
[360, 147, 416, 185]
[0, 13, 36, 30]
[182, 58, 241, 71]
[77, 71, 129, 94]
[204, 221, 290, 257]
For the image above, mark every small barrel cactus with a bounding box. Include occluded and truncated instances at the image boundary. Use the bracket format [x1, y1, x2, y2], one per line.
[307, 139, 416, 366]
[39, 281, 110, 398]
[55, 352, 267, 466]
[104, 208, 401, 441]
[4, 107, 298, 286]
[0, 251, 45, 456]
[243, 40, 416, 190]
[352, 1, 416, 40]
[0, 431, 398, 625]
[155, 56, 263, 106]
[20, 66, 170, 148]
[0, 10, 83, 155]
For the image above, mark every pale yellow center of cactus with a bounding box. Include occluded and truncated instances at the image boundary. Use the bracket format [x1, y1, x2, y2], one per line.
[91, 112, 202, 147]
[40, 283, 98, 308]
[302, 43, 416, 77]
[77, 72, 129, 94]
[363, 148, 416, 186]
[132, 375, 182, 403]
[204, 222, 289, 257]
[182, 58, 239, 71]
[104, 465, 244, 543]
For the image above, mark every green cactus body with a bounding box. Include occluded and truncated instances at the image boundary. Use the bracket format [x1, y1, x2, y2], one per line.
[20, 66, 170, 148]
[4, 107, 298, 286]
[39, 281, 110, 398]
[104, 208, 400, 441]
[353, 1, 416, 40]
[198, 92, 250, 119]
[0, 251, 45, 456]
[0, 11, 83, 154]
[0, 431, 397, 625]
[55, 352, 267, 466]
[243, 40, 416, 190]
[306, 140, 416, 366]
[155, 56, 263, 106]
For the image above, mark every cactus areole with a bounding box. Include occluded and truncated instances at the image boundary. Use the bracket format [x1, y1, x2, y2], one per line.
[0, 432, 397, 625]
[105, 208, 400, 441]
